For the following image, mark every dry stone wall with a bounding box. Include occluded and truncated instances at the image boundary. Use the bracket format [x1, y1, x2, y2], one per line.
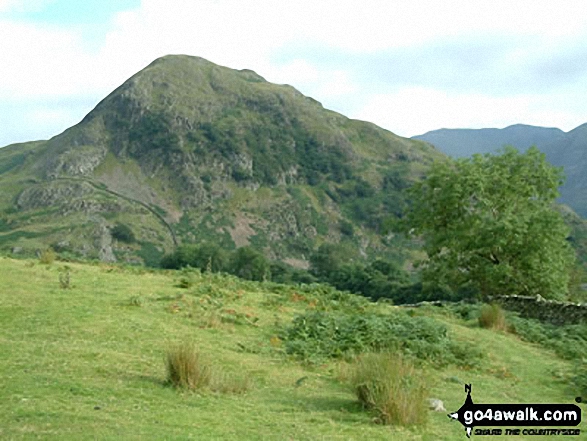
[489, 295, 587, 325]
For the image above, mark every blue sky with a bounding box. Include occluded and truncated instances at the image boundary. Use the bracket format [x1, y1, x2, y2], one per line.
[1, 0, 587, 147]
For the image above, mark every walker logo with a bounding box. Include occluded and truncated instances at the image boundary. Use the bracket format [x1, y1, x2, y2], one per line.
[448, 384, 582, 438]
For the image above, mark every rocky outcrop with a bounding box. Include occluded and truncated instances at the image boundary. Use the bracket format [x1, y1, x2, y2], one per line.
[95, 223, 116, 263]
[17, 181, 94, 210]
[46, 145, 107, 178]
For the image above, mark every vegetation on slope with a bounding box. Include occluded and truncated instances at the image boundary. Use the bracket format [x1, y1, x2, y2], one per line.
[0, 256, 583, 440]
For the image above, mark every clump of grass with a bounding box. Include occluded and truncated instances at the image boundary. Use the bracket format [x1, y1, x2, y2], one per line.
[165, 343, 252, 394]
[58, 269, 71, 289]
[165, 343, 211, 390]
[350, 353, 427, 426]
[39, 248, 56, 265]
[478, 303, 507, 331]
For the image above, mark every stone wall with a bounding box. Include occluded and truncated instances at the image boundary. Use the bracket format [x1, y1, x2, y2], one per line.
[489, 295, 587, 325]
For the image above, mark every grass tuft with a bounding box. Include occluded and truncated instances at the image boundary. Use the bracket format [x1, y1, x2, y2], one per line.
[478, 303, 507, 331]
[165, 342, 211, 390]
[349, 352, 427, 426]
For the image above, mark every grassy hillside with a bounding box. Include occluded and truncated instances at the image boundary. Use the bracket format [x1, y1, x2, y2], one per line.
[0, 256, 583, 440]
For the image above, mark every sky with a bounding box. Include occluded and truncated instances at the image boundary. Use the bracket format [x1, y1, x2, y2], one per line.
[1, 0, 587, 147]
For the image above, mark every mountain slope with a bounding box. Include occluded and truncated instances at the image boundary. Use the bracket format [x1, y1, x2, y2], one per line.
[0, 55, 441, 265]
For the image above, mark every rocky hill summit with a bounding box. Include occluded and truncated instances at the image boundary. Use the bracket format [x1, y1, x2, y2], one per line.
[0, 55, 441, 265]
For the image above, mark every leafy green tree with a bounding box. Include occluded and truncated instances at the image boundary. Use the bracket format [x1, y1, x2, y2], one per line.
[405, 146, 575, 300]
[309, 243, 350, 279]
[159, 243, 227, 272]
[228, 246, 271, 281]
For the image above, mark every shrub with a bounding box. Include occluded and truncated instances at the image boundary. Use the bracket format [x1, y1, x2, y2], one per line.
[39, 248, 56, 264]
[281, 310, 479, 367]
[165, 343, 211, 390]
[111, 223, 135, 243]
[478, 303, 507, 331]
[350, 353, 427, 426]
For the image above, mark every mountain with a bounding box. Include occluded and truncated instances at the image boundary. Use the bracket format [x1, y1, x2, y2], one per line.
[0, 55, 442, 266]
[414, 123, 587, 217]
[413, 124, 565, 158]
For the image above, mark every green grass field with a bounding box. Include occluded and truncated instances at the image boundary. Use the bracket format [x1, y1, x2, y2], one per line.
[0, 256, 584, 440]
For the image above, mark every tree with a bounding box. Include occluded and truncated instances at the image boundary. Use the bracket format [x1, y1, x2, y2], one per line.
[405, 146, 575, 300]
[228, 246, 271, 281]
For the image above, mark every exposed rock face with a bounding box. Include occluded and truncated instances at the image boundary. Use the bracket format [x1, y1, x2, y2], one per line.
[17, 181, 94, 210]
[46, 145, 107, 178]
[95, 223, 116, 263]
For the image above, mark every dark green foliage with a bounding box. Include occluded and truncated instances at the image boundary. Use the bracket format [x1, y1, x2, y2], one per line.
[111, 223, 135, 243]
[309, 246, 411, 301]
[0, 218, 11, 233]
[160, 243, 228, 272]
[406, 147, 575, 300]
[269, 261, 317, 284]
[309, 243, 350, 279]
[137, 242, 164, 267]
[281, 310, 479, 367]
[228, 246, 270, 281]
[339, 219, 354, 237]
[128, 111, 180, 154]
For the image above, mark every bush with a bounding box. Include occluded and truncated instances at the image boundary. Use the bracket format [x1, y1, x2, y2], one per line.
[350, 353, 427, 426]
[39, 248, 56, 264]
[111, 223, 135, 243]
[478, 303, 507, 331]
[165, 343, 211, 390]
